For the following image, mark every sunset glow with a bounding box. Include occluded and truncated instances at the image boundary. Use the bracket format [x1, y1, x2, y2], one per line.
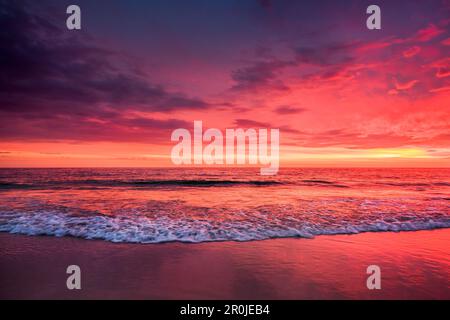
[1, 0, 449, 167]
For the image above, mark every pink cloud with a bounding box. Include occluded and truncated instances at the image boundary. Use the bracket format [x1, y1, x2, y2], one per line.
[402, 46, 421, 58]
[436, 68, 450, 78]
[357, 37, 404, 53]
[414, 24, 445, 42]
[430, 58, 450, 78]
[394, 79, 419, 91]
[430, 86, 450, 93]
[388, 89, 399, 95]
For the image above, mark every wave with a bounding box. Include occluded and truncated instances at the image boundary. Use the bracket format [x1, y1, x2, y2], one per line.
[301, 179, 334, 184]
[375, 181, 450, 187]
[0, 179, 282, 189]
[0, 178, 353, 189]
[1, 210, 448, 244]
[300, 180, 349, 188]
[0, 182, 33, 189]
[120, 179, 282, 187]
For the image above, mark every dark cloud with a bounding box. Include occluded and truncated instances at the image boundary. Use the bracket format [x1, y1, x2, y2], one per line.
[234, 119, 302, 134]
[0, 1, 211, 116]
[274, 105, 307, 114]
[257, 0, 272, 10]
[234, 119, 270, 127]
[231, 60, 292, 92]
[0, 112, 191, 143]
[230, 41, 359, 93]
[294, 43, 356, 66]
[0, 1, 212, 142]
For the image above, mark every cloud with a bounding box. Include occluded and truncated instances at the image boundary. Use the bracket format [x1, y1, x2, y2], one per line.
[436, 68, 450, 78]
[0, 1, 212, 118]
[356, 37, 404, 52]
[413, 24, 445, 42]
[274, 106, 307, 114]
[357, 23, 446, 54]
[234, 119, 270, 127]
[294, 43, 356, 66]
[0, 112, 192, 143]
[231, 60, 291, 92]
[230, 41, 358, 93]
[402, 46, 421, 58]
[429, 86, 450, 93]
[233, 119, 302, 135]
[257, 0, 272, 10]
[0, 1, 216, 143]
[1, 0, 449, 155]
[394, 79, 419, 91]
[294, 129, 426, 149]
[430, 58, 450, 78]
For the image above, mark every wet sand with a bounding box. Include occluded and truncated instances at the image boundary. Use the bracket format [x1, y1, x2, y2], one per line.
[0, 229, 449, 299]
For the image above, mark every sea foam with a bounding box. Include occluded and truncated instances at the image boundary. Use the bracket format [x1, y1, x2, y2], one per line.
[1, 206, 449, 243]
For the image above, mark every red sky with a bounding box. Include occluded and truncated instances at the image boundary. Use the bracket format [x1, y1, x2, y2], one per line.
[0, 0, 449, 168]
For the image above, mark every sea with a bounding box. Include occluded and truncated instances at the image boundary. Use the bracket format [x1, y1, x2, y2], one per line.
[0, 168, 449, 243]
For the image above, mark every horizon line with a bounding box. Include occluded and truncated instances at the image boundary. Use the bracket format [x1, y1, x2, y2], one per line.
[0, 166, 449, 169]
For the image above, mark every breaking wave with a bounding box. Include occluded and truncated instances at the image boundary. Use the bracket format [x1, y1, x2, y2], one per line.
[1, 204, 449, 244]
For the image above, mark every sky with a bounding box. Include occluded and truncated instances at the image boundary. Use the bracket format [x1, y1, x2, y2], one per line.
[0, 0, 449, 167]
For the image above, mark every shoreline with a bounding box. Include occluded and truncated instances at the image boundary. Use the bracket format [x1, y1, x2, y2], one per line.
[1, 229, 449, 299]
[1, 226, 450, 245]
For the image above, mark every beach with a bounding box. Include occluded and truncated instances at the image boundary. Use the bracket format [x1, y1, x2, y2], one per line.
[1, 229, 449, 300]
[0, 168, 449, 299]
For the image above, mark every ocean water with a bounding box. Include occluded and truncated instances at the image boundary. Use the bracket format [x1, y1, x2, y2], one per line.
[0, 168, 449, 243]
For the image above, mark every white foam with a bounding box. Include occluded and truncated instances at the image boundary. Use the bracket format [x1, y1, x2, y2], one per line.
[0, 210, 449, 244]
